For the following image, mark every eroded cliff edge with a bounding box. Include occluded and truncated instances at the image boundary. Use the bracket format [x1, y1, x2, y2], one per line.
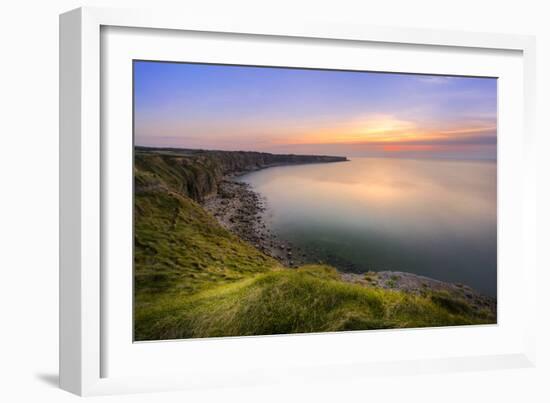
[135, 146, 348, 203]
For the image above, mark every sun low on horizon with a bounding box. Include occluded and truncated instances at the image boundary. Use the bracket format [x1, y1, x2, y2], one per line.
[133, 60, 497, 160]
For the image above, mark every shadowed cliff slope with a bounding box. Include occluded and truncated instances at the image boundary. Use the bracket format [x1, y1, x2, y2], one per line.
[135, 146, 347, 202]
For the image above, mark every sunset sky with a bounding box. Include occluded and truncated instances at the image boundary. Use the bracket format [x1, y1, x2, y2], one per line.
[134, 61, 497, 160]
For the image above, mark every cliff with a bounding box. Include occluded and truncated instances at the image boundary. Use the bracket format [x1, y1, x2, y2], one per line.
[134, 146, 347, 202]
[133, 147, 496, 341]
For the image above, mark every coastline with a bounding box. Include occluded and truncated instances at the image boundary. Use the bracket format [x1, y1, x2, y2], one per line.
[134, 147, 497, 340]
[204, 179, 306, 267]
[203, 170, 496, 316]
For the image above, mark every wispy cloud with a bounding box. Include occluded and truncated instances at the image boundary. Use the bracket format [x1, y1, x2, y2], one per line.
[416, 76, 454, 85]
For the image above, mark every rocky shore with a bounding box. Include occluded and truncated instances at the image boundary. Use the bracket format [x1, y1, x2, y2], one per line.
[204, 174, 497, 316]
[204, 179, 307, 267]
[341, 271, 496, 317]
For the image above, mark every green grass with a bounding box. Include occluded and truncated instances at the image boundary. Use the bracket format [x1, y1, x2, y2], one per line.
[135, 265, 494, 340]
[134, 189, 277, 298]
[134, 151, 496, 341]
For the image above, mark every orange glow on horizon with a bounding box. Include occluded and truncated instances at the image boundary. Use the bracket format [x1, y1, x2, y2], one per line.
[382, 144, 436, 152]
[273, 114, 496, 147]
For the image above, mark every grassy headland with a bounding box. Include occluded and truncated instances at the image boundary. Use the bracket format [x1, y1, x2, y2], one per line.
[134, 147, 496, 341]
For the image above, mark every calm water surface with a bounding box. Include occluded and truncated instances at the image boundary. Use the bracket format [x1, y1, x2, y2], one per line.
[239, 158, 497, 297]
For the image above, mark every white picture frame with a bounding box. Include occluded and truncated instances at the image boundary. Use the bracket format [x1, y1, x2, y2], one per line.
[59, 6, 537, 396]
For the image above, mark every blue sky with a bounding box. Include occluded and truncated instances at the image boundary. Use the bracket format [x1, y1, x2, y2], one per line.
[134, 61, 497, 159]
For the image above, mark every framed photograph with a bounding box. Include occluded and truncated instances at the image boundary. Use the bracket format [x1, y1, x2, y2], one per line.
[60, 7, 537, 396]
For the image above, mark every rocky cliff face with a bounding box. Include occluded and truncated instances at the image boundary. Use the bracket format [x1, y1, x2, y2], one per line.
[134, 147, 348, 202]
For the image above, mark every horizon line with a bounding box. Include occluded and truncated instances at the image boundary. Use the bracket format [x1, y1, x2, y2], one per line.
[135, 144, 496, 163]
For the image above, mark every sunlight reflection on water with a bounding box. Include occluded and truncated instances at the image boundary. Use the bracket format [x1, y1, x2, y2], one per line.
[239, 157, 497, 296]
